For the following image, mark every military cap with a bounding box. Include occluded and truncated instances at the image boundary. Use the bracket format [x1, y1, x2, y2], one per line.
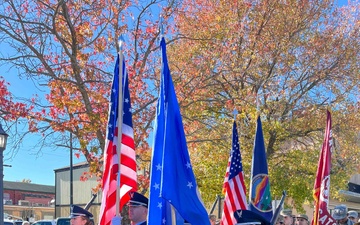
[70, 205, 93, 219]
[280, 209, 293, 217]
[296, 214, 308, 221]
[332, 205, 348, 220]
[234, 209, 270, 225]
[128, 192, 148, 208]
[348, 211, 358, 219]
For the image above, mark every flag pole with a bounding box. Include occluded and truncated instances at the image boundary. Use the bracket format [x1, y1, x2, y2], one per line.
[115, 37, 125, 218]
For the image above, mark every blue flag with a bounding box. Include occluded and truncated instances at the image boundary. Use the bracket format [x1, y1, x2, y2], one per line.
[249, 116, 273, 222]
[154, 37, 210, 225]
[147, 40, 175, 225]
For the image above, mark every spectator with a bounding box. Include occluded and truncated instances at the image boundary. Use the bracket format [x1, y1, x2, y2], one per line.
[332, 204, 353, 225]
[276, 215, 284, 225]
[348, 211, 359, 223]
[281, 209, 294, 225]
[295, 214, 309, 225]
[127, 192, 148, 225]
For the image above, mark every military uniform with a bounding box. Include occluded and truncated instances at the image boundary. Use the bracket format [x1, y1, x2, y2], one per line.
[128, 192, 148, 225]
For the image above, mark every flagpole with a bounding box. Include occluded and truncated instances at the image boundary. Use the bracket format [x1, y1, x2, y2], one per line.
[116, 38, 125, 218]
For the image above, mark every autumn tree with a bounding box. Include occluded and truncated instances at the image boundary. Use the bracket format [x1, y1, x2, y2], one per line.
[0, 0, 179, 191]
[0, 0, 359, 212]
[167, 0, 360, 209]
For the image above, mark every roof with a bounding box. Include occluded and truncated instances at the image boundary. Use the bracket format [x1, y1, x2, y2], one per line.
[4, 181, 55, 194]
[54, 161, 89, 172]
[339, 190, 360, 203]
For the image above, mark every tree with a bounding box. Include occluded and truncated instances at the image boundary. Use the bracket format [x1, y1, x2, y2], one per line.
[0, 0, 359, 211]
[167, 0, 360, 208]
[0, 0, 179, 191]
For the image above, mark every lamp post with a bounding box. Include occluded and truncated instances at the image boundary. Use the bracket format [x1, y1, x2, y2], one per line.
[0, 123, 8, 225]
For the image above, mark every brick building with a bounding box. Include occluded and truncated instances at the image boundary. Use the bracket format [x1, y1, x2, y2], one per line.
[3, 181, 55, 221]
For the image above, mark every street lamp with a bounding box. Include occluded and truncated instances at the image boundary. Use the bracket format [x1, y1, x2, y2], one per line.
[0, 123, 8, 225]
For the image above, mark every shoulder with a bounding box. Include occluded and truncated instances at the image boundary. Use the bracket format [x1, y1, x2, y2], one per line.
[139, 222, 147, 225]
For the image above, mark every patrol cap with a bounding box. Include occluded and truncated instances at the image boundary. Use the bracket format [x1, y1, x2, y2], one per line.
[332, 205, 348, 220]
[70, 205, 93, 219]
[234, 209, 270, 225]
[280, 209, 293, 217]
[128, 192, 148, 208]
[348, 210, 358, 219]
[296, 214, 308, 221]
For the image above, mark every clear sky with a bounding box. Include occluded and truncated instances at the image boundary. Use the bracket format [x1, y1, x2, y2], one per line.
[0, 0, 351, 186]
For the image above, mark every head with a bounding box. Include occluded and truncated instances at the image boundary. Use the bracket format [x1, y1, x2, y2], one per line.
[295, 214, 309, 225]
[69, 205, 94, 225]
[280, 209, 294, 225]
[22, 222, 30, 225]
[332, 205, 348, 225]
[128, 192, 148, 224]
[209, 214, 217, 225]
[348, 211, 359, 223]
[276, 215, 284, 225]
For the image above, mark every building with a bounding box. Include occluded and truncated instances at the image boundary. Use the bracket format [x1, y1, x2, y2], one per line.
[54, 162, 101, 221]
[3, 181, 55, 221]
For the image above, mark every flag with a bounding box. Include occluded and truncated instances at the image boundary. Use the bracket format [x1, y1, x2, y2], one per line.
[151, 37, 210, 225]
[99, 53, 137, 225]
[147, 38, 174, 225]
[248, 116, 273, 222]
[221, 121, 248, 225]
[311, 110, 334, 225]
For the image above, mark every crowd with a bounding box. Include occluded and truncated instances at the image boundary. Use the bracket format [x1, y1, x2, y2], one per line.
[65, 191, 360, 225]
[275, 205, 360, 225]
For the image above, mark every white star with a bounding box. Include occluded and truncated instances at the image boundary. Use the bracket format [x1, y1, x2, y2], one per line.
[186, 162, 191, 168]
[153, 183, 160, 190]
[162, 218, 166, 224]
[157, 202, 162, 209]
[156, 164, 162, 170]
[187, 182, 193, 189]
[125, 98, 129, 103]
[112, 88, 116, 93]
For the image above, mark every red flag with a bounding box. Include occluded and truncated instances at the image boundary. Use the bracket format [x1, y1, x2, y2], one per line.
[221, 121, 247, 225]
[311, 110, 335, 225]
[98, 53, 137, 225]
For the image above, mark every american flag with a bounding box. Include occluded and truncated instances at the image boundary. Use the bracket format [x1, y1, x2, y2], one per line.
[99, 52, 137, 225]
[221, 121, 247, 225]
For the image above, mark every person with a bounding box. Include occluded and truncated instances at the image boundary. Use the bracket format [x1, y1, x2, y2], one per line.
[348, 211, 359, 223]
[128, 192, 148, 225]
[275, 215, 284, 225]
[295, 214, 309, 225]
[281, 209, 294, 225]
[332, 204, 354, 225]
[209, 214, 217, 225]
[70, 205, 94, 225]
